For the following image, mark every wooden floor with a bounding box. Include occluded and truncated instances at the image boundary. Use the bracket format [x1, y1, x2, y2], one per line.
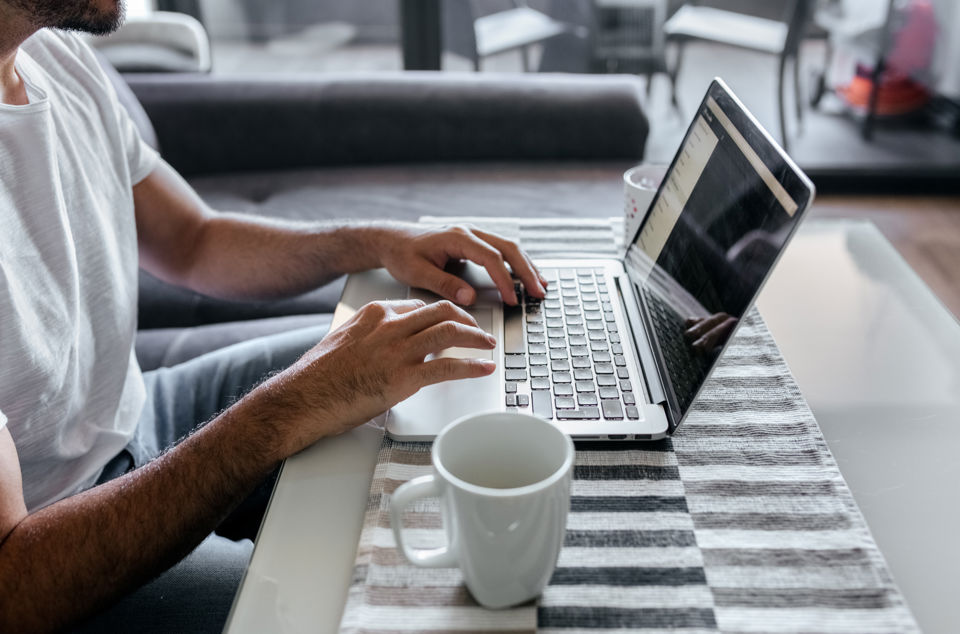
[810, 196, 960, 320]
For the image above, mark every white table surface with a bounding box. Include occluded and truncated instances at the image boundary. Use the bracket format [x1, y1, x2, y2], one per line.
[225, 219, 960, 634]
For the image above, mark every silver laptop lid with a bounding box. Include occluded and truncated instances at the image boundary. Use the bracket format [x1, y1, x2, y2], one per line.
[624, 79, 815, 432]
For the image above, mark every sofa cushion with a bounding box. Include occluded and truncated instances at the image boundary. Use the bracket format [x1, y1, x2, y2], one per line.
[125, 73, 648, 177]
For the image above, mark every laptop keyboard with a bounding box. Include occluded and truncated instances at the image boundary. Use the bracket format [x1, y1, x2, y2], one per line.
[642, 289, 707, 409]
[504, 267, 640, 421]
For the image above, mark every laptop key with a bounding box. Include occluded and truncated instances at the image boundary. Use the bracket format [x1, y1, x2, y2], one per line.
[581, 406, 600, 419]
[620, 380, 633, 391]
[570, 346, 590, 357]
[575, 380, 595, 393]
[556, 409, 585, 420]
[528, 332, 546, 344]
[548, 337, 567, 349]
[599, 386, 619, 399]
[595, 363, 614, 375]
[609, 333, 621, 344]
[531, 377, 551, 390]
[573, 368, 593, 381]
[504, 355, 526, 369]
[593, 352, 612, 363]
[569, 335, 587, 346]
[554, 384, 574, 396]
[552, 372, 572, 384]
[531, 365, 549, 377]
[547, 328, 565, 338]
[547, 319, 564, 328]
[552, 359, 570, 372]
[611, 343, 624, 354]
[505, 369, 527, 382]
[531, 390, 553, 420]
[568, 325, 586, 335]
[578, 393, 598, 406]
[601, 399, 624, 420]
[528, 343, 547, 355]
[617, 367, 630, 379]
[623, 392, 637, 405]
[626, 405, 640, 419]
[505, 394, 517, 407]
[505, 382, 518, 393]
[517, 394, 529, 408]
[555, 396, 576, 409]
[597, 375, 617, 387]
[614, 355, 627, 366]
[529, 354, 548, 366]
[549, 349, 568, 360]
[527, 323, 544, 333]
[572, 357, 591, 369]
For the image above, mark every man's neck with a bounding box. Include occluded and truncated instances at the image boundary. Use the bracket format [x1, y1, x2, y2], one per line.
[0, 2, 39, 106]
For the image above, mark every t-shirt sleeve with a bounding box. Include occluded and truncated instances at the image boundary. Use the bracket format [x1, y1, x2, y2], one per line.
[57, 31, 159, 185]
[0, 409, 7, 432]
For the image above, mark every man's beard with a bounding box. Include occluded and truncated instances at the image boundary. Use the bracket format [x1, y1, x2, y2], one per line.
[11, 0, 125, 36]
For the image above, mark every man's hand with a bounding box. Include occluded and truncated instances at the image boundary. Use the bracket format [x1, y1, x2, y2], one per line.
[684, 313, 738, 354]
[373, 224, 547, 306]
[257, 299, 496, 455]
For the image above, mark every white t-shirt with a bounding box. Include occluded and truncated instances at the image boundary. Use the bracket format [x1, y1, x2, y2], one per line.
[0, 29, 158, 511]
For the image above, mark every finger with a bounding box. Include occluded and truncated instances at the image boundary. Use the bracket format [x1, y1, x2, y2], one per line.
[396, 300, 481, 335]
[407, 321, 497, 359]
[416, 357, 497, 388]
[693, 316, 738, 353]
[684, 313, 728, 340]
[408, 260, 481, 306]
[383, 299, 428, 316]
[446, 232, 518, 306]
[472, 229, 546, 299]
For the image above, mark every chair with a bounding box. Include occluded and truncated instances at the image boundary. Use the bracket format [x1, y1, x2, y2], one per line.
[442, 0, 570, 71]
[664, 0, 814, 150]
[88, 10, 212, 73]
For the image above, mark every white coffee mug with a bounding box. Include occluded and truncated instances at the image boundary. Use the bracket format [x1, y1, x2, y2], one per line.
[389, 411, 575, 609]
[623, 164, 667, 244]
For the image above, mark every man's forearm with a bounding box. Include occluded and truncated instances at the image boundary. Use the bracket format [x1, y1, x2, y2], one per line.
[0, 388, 288, 632]
[183, 215, 403, 301]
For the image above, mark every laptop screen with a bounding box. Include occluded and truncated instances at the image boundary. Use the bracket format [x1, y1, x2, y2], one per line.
[624, 80, 813, 428]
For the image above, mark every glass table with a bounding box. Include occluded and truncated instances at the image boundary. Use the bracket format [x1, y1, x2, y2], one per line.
[225, 218, 960, 634]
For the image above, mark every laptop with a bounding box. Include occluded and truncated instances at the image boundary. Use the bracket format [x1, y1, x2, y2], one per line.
[338, 78, 815, 441]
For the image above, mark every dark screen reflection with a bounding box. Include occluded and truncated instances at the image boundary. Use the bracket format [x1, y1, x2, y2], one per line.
[636, 96, 803, 415]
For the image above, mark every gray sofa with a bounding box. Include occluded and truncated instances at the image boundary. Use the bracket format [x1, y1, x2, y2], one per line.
[113, 69, 649, 370]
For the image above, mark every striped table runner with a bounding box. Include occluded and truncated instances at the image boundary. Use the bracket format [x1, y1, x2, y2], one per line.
[339, 218, 917, 634]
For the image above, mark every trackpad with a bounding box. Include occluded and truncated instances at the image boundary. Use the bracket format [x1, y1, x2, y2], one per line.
[389, 294, 501, 440]
[432, 307, 494, 361]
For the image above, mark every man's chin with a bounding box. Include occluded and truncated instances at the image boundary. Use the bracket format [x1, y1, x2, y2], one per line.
[60, 1, 125, 36]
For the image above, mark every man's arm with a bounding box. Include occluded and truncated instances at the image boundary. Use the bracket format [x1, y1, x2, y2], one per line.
[134, 161, 547, 305]
[0, 299, 494, 631]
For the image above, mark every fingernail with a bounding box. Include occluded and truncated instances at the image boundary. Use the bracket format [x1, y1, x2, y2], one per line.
[486, 333, 497, 346]
[456, 288, 471, 304]
[480, 359, 497, 371]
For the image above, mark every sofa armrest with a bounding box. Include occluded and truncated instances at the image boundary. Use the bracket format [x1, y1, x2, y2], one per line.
[125, 72, 648, 176]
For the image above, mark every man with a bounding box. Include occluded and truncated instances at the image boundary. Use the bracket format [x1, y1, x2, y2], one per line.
[0, 0, 547, 630]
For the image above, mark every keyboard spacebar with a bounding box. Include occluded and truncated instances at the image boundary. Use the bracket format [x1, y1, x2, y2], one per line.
[503, 305, 524, 354]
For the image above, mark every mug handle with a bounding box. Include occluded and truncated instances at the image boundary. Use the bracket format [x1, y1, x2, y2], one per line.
[389, 475, 458, 568]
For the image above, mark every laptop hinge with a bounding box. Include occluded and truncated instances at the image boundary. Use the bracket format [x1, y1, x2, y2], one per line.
[615, 274, 667, 409]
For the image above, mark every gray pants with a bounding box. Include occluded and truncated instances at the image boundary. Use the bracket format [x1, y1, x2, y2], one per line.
[72, 323, 331, 633]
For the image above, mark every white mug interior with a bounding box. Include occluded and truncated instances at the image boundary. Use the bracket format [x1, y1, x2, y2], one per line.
[434, 412, 573, 493]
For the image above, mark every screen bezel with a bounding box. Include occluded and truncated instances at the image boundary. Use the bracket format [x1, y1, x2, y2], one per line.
[627, 78, 816, 433]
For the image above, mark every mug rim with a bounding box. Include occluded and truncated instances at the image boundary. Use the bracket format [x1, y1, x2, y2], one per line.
[431, 411, 575, 498]
[623, 163, 668, 189]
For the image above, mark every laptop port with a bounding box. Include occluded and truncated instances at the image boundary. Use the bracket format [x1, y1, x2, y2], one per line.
[606, 434, 627, 440]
